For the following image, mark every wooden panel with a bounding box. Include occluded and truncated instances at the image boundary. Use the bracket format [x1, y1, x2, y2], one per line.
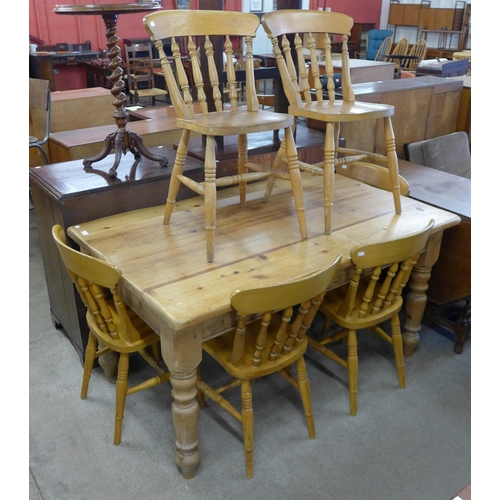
[377, 88, 432, 157]
[389, 4, 405, 25]
[435, 8, 455, 31]
[403, 4, 421, 26]
[50, 88, 116, 132]
[425, 89, 461, 140]
[419, 7, 436, 29]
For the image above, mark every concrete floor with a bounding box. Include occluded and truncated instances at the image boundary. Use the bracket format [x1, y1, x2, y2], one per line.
[29, 203, 471, 500]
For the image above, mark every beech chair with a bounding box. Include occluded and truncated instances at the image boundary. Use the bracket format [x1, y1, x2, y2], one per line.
[261, 9, 402, 235]
[384, 37, 409, 73]
[374, 36, 394, 62]
[196, 255, 342, 478]
[402, 38, 427, 71]
[144, 10, 308, 262]
[124, 42, 168, 106]
[52, 225, 170, 445]
[308, 220, 435, 416]
[29, 78, 51, 165]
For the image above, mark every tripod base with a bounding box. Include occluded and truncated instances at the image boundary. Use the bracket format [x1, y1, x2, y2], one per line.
[83, 128, 169, 177]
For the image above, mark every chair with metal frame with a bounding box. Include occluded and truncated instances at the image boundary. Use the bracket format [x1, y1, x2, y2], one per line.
[29, 78, 51, 165]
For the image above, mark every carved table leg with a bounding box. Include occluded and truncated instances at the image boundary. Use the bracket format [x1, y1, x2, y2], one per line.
[161, 327, 202, 479]
[82, 12, 168, 177]
[170, 371, 200, 479]
[403, 230, 443, 357]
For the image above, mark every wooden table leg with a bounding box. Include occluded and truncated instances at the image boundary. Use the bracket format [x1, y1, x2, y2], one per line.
[403, 230, 443, 357]
[160, 327, 202, 479]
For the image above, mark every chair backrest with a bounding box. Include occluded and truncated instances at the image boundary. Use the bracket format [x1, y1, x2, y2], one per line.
[403, 39, 427, 70]
[336, 221, 434, 319]
[29, 78, 51, 143]
[374, 36, 394, 62]
[124, 42, 157, 90]
[404, 132, 471, 179]
[336, 161, 410, 196]
[366, 29, 393, 60]
[143, 10, 261, 118]
[390, 37, 409, 57]
[261, 9, 356, 106]
[228, 255, 342, 367]
[52, 225, 141, 344]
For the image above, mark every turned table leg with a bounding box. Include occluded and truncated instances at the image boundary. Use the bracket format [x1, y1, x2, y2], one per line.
[403, 230, 443, 357]
[161, 327, 202, 479]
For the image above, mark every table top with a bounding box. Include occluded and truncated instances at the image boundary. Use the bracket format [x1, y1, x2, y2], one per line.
[398, 159, 471, 220]
[67, 172, 460, 337]
[54, 3, 162, 15]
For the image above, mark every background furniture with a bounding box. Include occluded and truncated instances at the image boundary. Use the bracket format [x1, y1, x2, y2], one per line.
[197, 255, 341, 478]
[312, 220, 434, 416]
[65, 172, 460, 479]
[52, 225, 170, 445]
[404, 131, 471, 179]
[124, 42, 168, 105]
[374, 36, 394, 62]
[398, 159, 471, 354]
[144, 9, 308, 262]
[29, 78, 52, 165]
[306, 75, 464, 159]
[262, 9, 402, 236]
[29, 148, 204, 366]
[54, 3, 168, 177]
[365, 29, 394, 60]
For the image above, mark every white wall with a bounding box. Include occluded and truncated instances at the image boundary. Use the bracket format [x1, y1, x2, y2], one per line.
[242, 0, 310, 55]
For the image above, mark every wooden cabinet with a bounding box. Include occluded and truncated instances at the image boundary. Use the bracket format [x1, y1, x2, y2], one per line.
[29, 148, 205, 365]
[307, 76, 463, 158]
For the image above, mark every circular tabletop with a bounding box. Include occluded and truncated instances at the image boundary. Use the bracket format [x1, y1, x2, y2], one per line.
[54, 3, 162, 15]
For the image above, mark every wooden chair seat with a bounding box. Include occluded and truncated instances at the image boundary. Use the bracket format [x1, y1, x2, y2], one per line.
[288, 100, 394, 122]
[308, 221, 435, 417]
[144, 10, 308, 262]
[196, 255, 342, 478]
[177, 108, 294, 135]
[262, 10, 402, 237]
[52, 225, 170, 446]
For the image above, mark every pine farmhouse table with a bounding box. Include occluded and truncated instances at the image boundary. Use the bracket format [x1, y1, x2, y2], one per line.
[66, 172, 460, 478]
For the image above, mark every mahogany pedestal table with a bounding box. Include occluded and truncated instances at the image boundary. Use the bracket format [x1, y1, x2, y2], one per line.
[54, 3, 168, 177]
[67, 172, 460, 478]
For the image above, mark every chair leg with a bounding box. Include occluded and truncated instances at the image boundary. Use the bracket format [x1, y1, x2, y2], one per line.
[204, 135, 217, 263]
[283, 127, 307, 240]
[164, 129, 190, 224]
[347, 329, 358, 416]
[383, 116, 402, 214]
[114, 352, 129, 445]
[238, 134, 249, 207]
[390, 315, 406, 388]
[295, 356, 315, 439]
[81, 331, 98, 399]
[323, 122, 336, 235]
[263, 130, 285, 202]
[241, 379, 254, 479]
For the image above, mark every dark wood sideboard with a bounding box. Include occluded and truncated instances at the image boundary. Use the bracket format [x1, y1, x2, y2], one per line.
[29, 148, 205, 364]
